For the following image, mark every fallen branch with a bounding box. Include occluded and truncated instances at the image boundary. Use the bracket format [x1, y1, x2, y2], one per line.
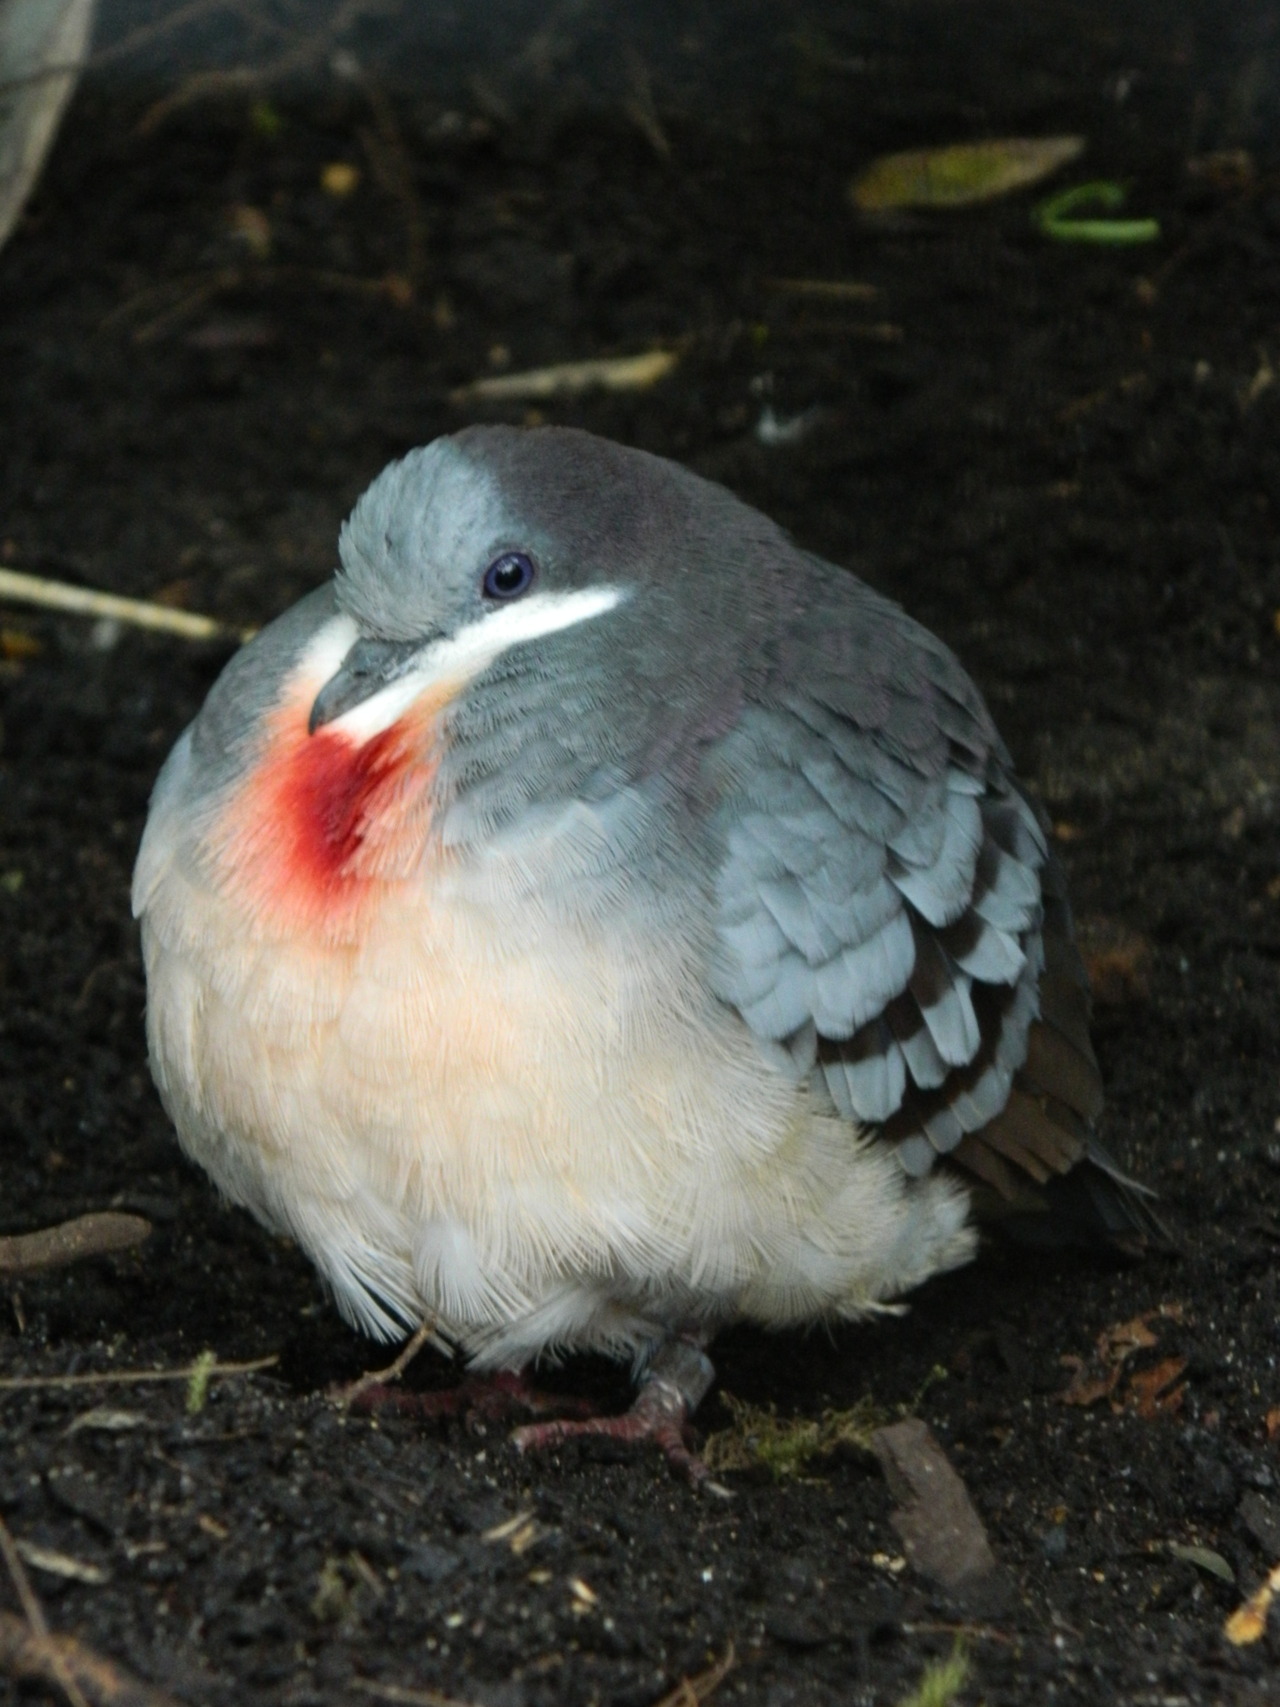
[0, 567, 246, 642]
[0, 1213, 151, 1280]
[0, 1354, 277, 1395]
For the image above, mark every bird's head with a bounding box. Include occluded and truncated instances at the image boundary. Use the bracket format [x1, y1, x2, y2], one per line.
[168, 427, 798, 935]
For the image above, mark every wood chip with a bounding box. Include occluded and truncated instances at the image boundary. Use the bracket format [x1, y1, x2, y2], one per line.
[871, 1419, 1000, 1599]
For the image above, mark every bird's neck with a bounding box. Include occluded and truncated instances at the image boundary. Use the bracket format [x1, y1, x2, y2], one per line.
[212, 685, 443, 940]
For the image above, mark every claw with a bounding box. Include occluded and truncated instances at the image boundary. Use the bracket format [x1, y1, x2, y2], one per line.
[512, 1338, 731, 1495]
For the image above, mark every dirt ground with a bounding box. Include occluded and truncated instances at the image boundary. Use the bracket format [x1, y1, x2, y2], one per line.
[3, 2, 1280, 1702]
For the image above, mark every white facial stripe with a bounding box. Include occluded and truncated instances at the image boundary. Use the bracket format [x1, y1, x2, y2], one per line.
[296, 613, 360, 687]
[332, 585, 628, 742]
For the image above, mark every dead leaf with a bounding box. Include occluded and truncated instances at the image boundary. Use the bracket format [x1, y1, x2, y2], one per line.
[1057, 1306, 1186, 1411]
[850, 136, 1084, 212]
[1076, 915, 1152, 1005]
[1104, 1315, 1160, 1358]
[1225, 1562, 1280, 1646]
[1166, 1542, 1234, 1583]
[1057, 1356, 1123, 1409]
[1129, 1357, 1188, 1419]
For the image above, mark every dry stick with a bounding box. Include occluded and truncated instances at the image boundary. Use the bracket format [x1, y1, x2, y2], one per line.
[0, 1214, 151, 1280]
[332, 1321, 446, 1408]
[766, 277, 880, 300]
[0, 1611, 181, 1707]
[350, 70, 430, 290]
[351, 1679, 483, 1707]
[0, 567, 246, 642]
[105, 263, 414, 344]
[0, 1354, 277, 1395]
[136, 0, 384, 133]
[623, 49, 671, 160]
[0, 1514, 91, 1707]
[89, 0, 241, 70]
[651, 1640, 736, 1707]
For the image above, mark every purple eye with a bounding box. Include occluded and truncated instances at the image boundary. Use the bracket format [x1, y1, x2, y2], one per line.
[482, 551, 535, 600]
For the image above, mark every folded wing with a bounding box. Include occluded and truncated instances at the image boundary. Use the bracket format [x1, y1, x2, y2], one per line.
[706, 575, 1113, 1217]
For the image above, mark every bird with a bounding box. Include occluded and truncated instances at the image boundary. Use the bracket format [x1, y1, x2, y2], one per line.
[133, 424, 1150, 1480]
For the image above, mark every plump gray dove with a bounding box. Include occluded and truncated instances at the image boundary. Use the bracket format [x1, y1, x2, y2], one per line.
[133, 425, 1149, 1479]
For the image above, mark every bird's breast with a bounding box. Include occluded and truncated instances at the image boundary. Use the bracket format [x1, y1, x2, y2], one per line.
[212, 682, 445, 941]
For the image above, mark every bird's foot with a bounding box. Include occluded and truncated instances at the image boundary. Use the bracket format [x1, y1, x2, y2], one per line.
[512, 1339, 729, 1495]
[347, 1368, 595, 1426]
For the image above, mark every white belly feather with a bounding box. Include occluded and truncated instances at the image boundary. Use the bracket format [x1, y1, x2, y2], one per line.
[137, 745, 973, 1367]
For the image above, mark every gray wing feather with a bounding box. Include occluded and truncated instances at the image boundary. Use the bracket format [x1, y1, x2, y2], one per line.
[707, 588, 1048, 1172]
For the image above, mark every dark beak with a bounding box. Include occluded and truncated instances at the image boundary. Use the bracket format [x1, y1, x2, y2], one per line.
[308, 637, 427, 733]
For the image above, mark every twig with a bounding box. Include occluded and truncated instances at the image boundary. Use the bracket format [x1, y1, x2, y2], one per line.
[0, 1515, 91, 1707]
[88, 0, 236, 73]
[452, 349, 678, 404]
[136, 0, 385, 134]
[650, 1641, 736, 1707]
[623, 49, 671, 160]
[346, 69, 429, 289]
[104, 264, 414, 343]
[331, 1321, 445, 1407]
[766, 277, 880, 301]
[0, 1610, 180, 1707]
[0, 1214, 151, 1280]
[351, 1678, 483, 1707]
[0, 1354, 277, 1395]
[0, 567, 247, 642]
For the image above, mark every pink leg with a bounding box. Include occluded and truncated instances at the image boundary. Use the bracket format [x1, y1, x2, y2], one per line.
[349, 1367, 595, 1425]
[512, 1338, 724, 1491]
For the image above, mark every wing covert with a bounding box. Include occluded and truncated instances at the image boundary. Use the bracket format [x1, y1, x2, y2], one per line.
[706, 601, 1062, 1180]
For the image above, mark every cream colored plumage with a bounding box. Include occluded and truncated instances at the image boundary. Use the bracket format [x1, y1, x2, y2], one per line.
[134, 425, 1141, 1466]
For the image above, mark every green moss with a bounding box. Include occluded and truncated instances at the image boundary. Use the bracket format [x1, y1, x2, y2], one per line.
[702, 1391, 884, 1478]
[703, 1365, 948, 1480]
[896, 1644, 969, 1707]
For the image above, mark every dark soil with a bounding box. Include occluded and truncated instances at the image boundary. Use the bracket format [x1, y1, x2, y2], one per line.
[3, 3, 1280, 1703]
